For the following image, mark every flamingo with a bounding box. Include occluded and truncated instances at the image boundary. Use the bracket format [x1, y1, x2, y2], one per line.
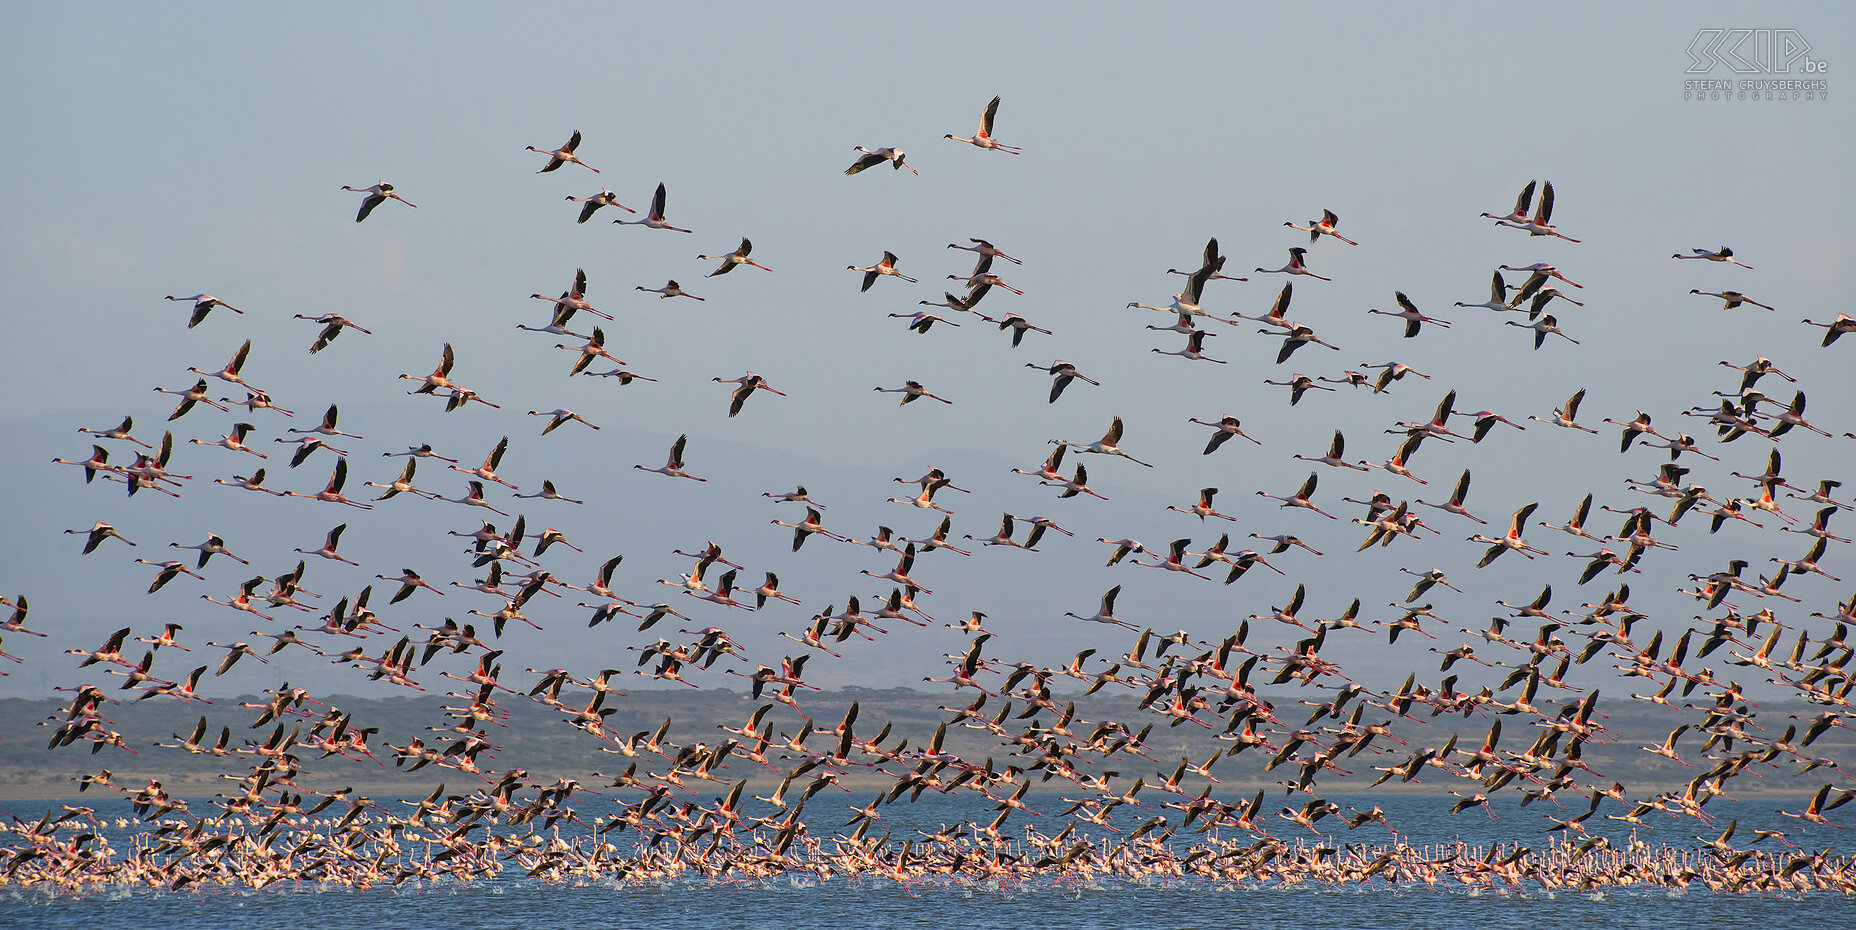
[635, 434, 705, 482]
[1367, 292, 1451, 338]
[287, 403, 363, 440]
[1165, 236, 1247, 283]
[1257, 472, 1337, 520]
[1137, 538, 1212, 580]
[1504, 313, 1579, 349]
[1493, 180, 1578, 241]
[1453, 271, 1515, 313]
[1256, 247, 1331, 281]
[565, 187, 634, 223]
[888, 310, 961, 333]
[636, 280, 704, 300]
[873, 381, 952, 405]
[526, 129, 599, 173]
[1673, 246, 1753, 269]
[527, 409, 600, 435]
[165, 294, 242, 328]
[1500, 262, 1583, 289]
[294, 313, 372, 354]
[849, 251, 916, 291]
[1230, 283, 1301, 330]
[449, 436, 518, 490]
[945, 95, 1021, 153]
[1284, 208, 1358, 245]
[66, 522, 135, 555]
[1529, 388, 1599, 433]
[1801, 313, 1856, 346]
[1294, 430, 1371, 471]
[1479, 180, 1537, 224]
[716, 372, 787, 417]
[698, 238, 772, 275]
[1025, 360, 1100, 403]
[1273, 324, 1341, 363]
[53, 444, 115, 483]
[340, 181, 416, 222]
[294, 524, 359, 566]
[154, 379, 230, 421]
[948, 237, 1021, 265]
[1415, 470, 1486, 524]
[1152, 329, 1225, 364]
[846, 146, 916, 175]
[1169, 487, 1237, 522]
[1471, 503, 1547, 567]
[364, 459, 438, 501]
[1128, 263, 1224, 322]
[1190, 415, 1262, 454]
[78, 415, 154, 449]
[773, 507, 847, 552]
[612, 183, 691, 232]
[1360, 433, 1429, 485]
[188, 422, 266, 460]
[1065, 586, 1136, 631]
[1261, 373, 1333, 406]
[288, 458, 373, 509]
[1052, 416, 1152, 467]
[948, 255, 1023, 296]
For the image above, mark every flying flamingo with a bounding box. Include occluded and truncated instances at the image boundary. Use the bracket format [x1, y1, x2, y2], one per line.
[1053, 416, 1152, 467]
[635, 435, 705, 482]
[849, 251, 917, 291]
[165, 294, 242, 328]
[846, 146, 916, 175]
[636, 280, 704, 300]
[873, 381, 953, 405]
[1367, 292, 1451, 338]
[1256, 247, 1331, 281]
[1673, 246, 1752, 269]
[1479, 180, 1536, 224]
[340, 181, 416, 222]
[566, 188, 633, 223]
[613, 183, 691, 232]
[945, 96, 1021, 153]
[526, 130, 599, 173]
[715, 372, 787, 417]
[698, 238, 772, 275]
[1492, 180, 1578, 241]
[1190, 415, 1262, 454]
[1285, 208, 1358, 245]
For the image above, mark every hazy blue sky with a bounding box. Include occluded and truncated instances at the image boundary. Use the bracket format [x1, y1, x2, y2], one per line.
[1, 4, 1850, 700]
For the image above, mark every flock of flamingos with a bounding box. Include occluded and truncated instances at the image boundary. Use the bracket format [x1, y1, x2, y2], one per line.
[8, 95, 1856, 894]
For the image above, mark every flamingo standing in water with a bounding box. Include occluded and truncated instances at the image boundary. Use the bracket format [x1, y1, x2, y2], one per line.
[340, 182, 416, 222]
[527, 130, 599, 173]
[945, 96, 1021, 153]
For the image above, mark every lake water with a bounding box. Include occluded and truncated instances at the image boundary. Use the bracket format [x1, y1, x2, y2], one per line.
[3, 791, 1850, 929]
